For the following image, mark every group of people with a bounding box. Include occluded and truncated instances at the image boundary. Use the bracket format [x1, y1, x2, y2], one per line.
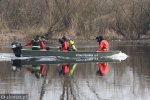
[25, 34, 109, 52]
[22, 35, 110, 77]
[24, 35, 77, 51]
[25, 35, 46, 50]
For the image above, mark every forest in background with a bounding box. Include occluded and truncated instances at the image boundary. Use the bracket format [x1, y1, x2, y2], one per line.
[0, 0, 150, 40]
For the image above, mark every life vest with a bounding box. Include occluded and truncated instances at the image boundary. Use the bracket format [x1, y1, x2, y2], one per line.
[31, 39, 41, 49]
[68, 39, 77, 51]
[97, 40, 109, 51]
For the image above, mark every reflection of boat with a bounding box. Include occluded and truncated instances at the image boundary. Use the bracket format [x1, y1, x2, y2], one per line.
[11, 42, 120, 58]
[11, 57, 121, 66]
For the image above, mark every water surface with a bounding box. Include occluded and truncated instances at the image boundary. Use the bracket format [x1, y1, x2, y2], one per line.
[0, 41, 150, 100]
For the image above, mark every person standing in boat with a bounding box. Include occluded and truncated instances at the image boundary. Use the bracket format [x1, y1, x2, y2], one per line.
[96, 62, 109, 76]
[96, 35, 109, 51]
[25, 35, 45, 50]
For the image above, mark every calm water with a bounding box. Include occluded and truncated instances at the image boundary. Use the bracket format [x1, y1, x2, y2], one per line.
[0, 41, 150, 100]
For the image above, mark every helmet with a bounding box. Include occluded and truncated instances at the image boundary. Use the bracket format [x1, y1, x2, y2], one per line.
[99, 35, 104, 40]
[62, 36, 67, 41]
[96, 36, 100, 42]
[96, 35, 104, 42]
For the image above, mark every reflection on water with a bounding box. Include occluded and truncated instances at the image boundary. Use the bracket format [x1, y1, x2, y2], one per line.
[26, 64, 46, 79]
[0, 41, 150, 100]
[96, 62, 109, 76]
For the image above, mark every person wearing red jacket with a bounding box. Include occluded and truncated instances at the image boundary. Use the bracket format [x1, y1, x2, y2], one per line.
[96, 35, 109, 52]
[61, 36, 69, 51]
[58, 36, 69, 51]
[25, 35, 45, 50]
[96, 62, 109, 76]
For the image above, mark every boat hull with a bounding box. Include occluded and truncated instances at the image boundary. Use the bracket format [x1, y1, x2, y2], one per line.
[21, 49, 120, 58]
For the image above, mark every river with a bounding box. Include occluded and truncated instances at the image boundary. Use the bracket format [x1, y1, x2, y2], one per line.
[0, 41, 150, 100]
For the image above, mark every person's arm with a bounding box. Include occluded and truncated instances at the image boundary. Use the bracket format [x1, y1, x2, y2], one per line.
[72, 45, 77, 51]
[26, 67, 33, 72]
[24, 41, 32, 46]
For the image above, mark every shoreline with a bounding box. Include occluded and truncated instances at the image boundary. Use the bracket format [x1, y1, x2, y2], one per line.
[0, 32, 150, 45]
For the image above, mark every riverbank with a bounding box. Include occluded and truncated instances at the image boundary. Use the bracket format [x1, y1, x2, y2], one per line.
[0, 30, 150, 45]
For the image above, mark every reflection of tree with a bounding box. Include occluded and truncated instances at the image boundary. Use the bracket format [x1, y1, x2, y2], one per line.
[26, 64, 47, 100]
[0, 0, 150, 39]
[59, 63, 77, 100]
[40, 65, 49, 100]
[60, 77, 76, 100]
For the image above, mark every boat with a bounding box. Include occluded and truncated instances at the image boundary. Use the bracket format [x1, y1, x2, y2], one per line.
[11, 41, 121, 59]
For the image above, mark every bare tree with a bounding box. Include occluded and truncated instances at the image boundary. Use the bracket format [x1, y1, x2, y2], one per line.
[0, 0, 150, 39]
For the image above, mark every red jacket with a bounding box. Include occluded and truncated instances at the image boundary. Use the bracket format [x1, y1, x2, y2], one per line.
[97, 40, 109, 51]
[97, 62, 109, 76]
[40, 41, 45, 49]
[61, 41, 69, 51]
